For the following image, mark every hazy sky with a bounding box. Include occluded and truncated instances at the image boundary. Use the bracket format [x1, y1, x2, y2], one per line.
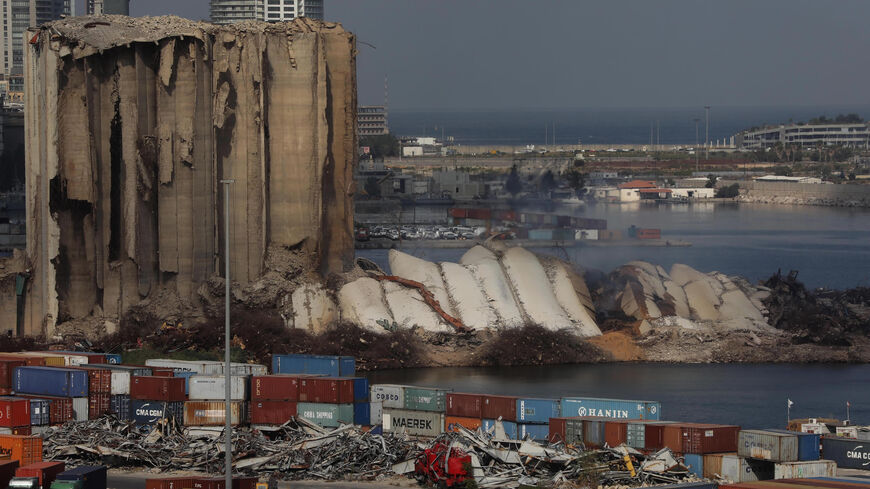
[123, 0, 870, 110]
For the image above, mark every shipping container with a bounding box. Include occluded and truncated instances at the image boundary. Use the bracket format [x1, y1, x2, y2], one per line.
[548, 417, 585, 445]
[131, 400, 184, 425]
[86, 365, 152, 395]
[88, 393, 111, 419]
[145, 477, 197, 489]
[353, 402, 370, 426]
[296, 402, 354, 428]
[188, 375, 248, 401]
[346, 377, 369, 403]
[560, 397, 661, 420]
[516, 398, 560, 424]
[739, 430, 800, 462]
[48, 352, 108, 365]
[446, 416, 481, 432]
[821, 436, 870, 470]
[383, 408, 444, 437]
[606, 419, 642, 448]
[13, 367, 88, 398]
[684, 453, 704, 478]
[183, 401, 247, 426]
[174, 371, 197, 395]
[16, 461, 65, 489]
[0, 397, 30, 427]
[706, 456, 774, 483]
[370, 385, 405, 409]
[644, 421, 680, 450]
[637, 228, 662, 240]
[70, 367, 111, 394]
[0, 435, 42, 465]
[299, 377, 355, 404]
[518, 423, 550, 441]
[584, 418, 607, 448]
[28, 399, 50, 426]
[626, 421, 648, 449]
[37, 353, 89, 367]
[0, 360, 26, 389]
[272, 354, 355, 377]
[644, 483, 717, 489]
[370, 402, 383, 426]
[16, 395, 72, 424]
[251, 375, 300, 401]
[482, 395, 518, 421]
[0, 460, 17, 489]
[110, 395, 131, 421]
[768, 430, 820, 461]
[130, 376, 186, 402]
[404, 387, 449, 412]
[250, 400, 296, 425]
[773, 460, 835, 479]
[145, 366, 176, 378]
[190, 476, 257, 489]
[482, 419, 518, 439]
[144, 359, 223, 375]
[446, 393, 483, 418]
[529, 229, 555, 241]
[229, 364, 268, 377]
[105, 354, 122, 365]
[663, 423, 740, 454]
[69, 397, 87, 421]
[55, 466, 107, 489]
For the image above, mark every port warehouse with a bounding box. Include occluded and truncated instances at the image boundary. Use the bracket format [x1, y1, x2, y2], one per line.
[0, 352, 866, 484]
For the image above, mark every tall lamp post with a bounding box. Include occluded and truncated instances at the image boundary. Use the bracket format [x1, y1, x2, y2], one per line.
[704, 105, 711, 160]
[693, 118, 701, 172]
[220, 179, 234, 489]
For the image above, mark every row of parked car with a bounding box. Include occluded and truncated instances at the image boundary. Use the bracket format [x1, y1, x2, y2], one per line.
[356, 225, 488, 241]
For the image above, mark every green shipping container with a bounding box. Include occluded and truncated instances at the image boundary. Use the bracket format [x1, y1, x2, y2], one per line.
[296, 402, 354, 428]
[403, 387, 449, 412]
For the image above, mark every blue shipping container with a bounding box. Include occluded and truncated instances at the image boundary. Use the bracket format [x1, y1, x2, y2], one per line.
[13, 366, 89, 397]
[272, 354, 356, 377]
[131, 400, 184, 425]
[105, 354, 122, 364]
[354, 402, 371, 425]
[482, 419, 518, 439]
[769, 429, 821, 461]
[56, 466, 107, 489]
[111, 395, 131, 421]
[518, 423, 550, 441]
[683, 453, 704, 478]
[560, 397, 661, 420]
[516, 398, 560, 424]
[28, 398, 50, 425]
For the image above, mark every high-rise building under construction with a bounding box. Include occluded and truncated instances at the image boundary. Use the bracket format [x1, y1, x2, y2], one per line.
[210, 0, 323, 25]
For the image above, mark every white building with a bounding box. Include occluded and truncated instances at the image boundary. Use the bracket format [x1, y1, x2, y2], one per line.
[87, 0, 129, 14]
[736, 122, 870, 149]
[671, 188, 715, 199]
[754, 175, 824, 184]
[210, 0, 323, 25]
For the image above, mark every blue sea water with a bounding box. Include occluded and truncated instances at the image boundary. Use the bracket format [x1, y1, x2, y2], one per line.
[389, 105, 870, 145]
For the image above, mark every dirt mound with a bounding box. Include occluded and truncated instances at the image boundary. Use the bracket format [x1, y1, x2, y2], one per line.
[476, 324, 609, 366]
[587, 331, 645, 361]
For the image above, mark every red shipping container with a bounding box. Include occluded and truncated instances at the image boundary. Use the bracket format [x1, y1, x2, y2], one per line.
[146, 477, 196, 489]
[250, 400, 297, 425]
[482, 395, 518, 422]
[16, 461, 65, 489]
[298, 378, 353, 404]
[88, 393, 111, 419]
[644, 422, 672, 450]
[9, 426, 31, 436]
[662, 423, 740, 454]
[0, 398, 31, 428]
[0, 355, 46, 367]
[192, 477, 257, 489]
[549, 417, 567, 443]
[251, 375, 300, 401]
[130, 376, 186, 401]
[604, 420, 643, 447]
[446, 393, 483, 418]
[0, 388, 10, 396]
[0, 435, 42, 465]
[69, 366, 111, 394]
[0, 460, 18, 488]
[0, 359, 26, 389]
[16, 396, 72, 425]
[638, 228, 661, 240]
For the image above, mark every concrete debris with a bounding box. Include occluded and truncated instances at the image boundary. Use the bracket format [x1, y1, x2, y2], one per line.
[22, 15, 357, 337]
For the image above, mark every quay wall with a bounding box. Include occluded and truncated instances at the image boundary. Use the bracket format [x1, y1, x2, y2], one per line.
[722, 180, 870, 207]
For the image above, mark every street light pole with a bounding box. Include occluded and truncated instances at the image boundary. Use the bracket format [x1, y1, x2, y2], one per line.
[704, 105, 711, 160]
[693, 118, 700, 173]
[220, 179, 234, 489]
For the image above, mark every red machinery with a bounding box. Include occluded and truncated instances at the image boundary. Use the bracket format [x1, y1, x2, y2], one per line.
[414, 442, 472, 488]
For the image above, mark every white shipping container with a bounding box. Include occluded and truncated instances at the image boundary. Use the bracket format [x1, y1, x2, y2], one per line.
[145, 359, 223, 374]
[774, 460, 835, 479]
[575, 229, 599, 240]
[370, 384, 405, 409]
[111, 371, 131, 395]
[369, 402, 383, 426]
[383, 408, 444, 437]
[72, 397, 88, 421]
[188, 375, 248, 400]
[230, 363, 267, 376]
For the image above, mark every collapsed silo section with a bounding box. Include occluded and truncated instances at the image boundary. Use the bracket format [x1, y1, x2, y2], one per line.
[23, 16, 357, 337]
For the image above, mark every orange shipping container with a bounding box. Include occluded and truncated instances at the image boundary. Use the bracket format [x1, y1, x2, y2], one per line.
[0, 435, 42, 466]
[445, 416, 481, 432]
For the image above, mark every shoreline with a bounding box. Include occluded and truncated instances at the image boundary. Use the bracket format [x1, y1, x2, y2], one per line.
[355, 237, 692, 250]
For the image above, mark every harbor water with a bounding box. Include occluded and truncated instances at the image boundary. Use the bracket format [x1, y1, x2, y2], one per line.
[367, 363, 870, 431]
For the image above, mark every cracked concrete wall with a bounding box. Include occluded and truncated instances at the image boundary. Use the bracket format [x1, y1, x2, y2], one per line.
[23, 16, 357, 336]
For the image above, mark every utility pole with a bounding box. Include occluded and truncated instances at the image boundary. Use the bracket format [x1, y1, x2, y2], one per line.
[693, 118, 700, 173]
[220, 179, 234, 489]
[705, 105, 711, 160]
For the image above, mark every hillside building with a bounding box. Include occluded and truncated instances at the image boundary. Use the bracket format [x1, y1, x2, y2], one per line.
[358, 105, 388, 137]
[210, 0, 323, 24]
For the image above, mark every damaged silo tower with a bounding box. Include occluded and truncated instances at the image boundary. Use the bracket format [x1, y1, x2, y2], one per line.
[23, 16, 357, 336]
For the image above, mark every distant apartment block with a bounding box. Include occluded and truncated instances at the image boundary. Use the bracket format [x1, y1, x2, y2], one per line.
[210, 0, 323, 24]
[736, 123, 870, 149]
[87, 0, 130, 15]
[358, 105, 388, 137]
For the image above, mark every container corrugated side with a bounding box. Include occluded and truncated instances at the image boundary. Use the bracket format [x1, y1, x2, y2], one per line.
[482, 419, 518, 439]
[548, 417, 585, 445]
[272, 354, 355, 377]
[110, 395, 131, 421]
[16, 461, 66, 489]
[446, 416, 481, 432]
[560, 397, 660, 420]
[773, 460, 835, 479]
[768, 429, 821, 461]
[12, 367, 88, 398]
[516, 398, 560, 424]
[369, 402, 383, 426]
[370, 384, 405, 409]
[702, 453, 773, 482]
[296, 402, 353, 428]
[28, 398, 50, 426]
[518, 423, 550, 441]
[403, 387, 448, 412]
[821, 436, 870, 470]
[188, 375, 248, 400]
[250, 401, 296, 425]
[145, 477, 197, 489]
[0, 397, 31, 427]
[251, 376, 300, 401]
[353, 402, 370, 425]
[0, 435, 42, 465]
[684, 454, 704, 478]
[183, 401, 247, 426]
[446, 393, 483, 418]
[383, 408, 444, 437]
[739, 430, 800, 462]
[482, 395, 517, 421]
[131, 400, 185, 425]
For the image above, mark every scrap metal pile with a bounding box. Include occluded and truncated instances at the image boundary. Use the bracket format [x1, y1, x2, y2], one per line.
[41, 416, 702, 487]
